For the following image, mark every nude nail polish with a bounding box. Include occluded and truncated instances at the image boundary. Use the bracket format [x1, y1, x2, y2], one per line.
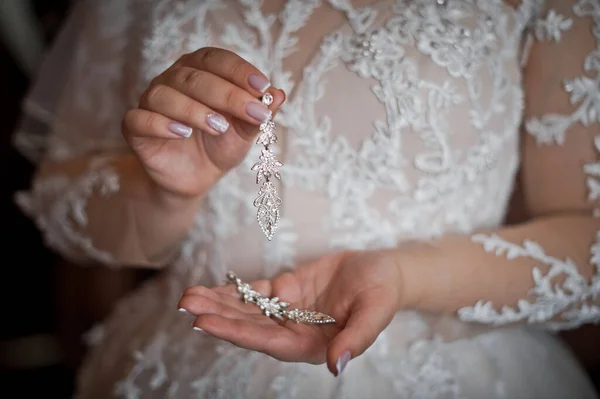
[336, 350, 351, 376]
[246, 102, 272, 122]
[193, 326, 209, 335]
[206, 113, 229, 134]
[169, 122, 193, 138]
[248, 73, 271, 93]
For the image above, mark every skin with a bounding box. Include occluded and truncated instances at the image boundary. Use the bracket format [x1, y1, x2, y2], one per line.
[36, 48, 286, 266]
[176, 0, 600, 377]
[178, 250, 403, 375]
[33, 0, 599, 378]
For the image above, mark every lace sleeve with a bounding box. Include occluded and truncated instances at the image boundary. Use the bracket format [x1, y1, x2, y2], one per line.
[15, 158, 121, 265]
[13, 0, 136, 265]
[457, 0, 600, 330]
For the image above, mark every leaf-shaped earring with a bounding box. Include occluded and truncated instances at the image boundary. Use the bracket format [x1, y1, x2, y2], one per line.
[227, 272, 336, 324]
[251, 93, 283, 240]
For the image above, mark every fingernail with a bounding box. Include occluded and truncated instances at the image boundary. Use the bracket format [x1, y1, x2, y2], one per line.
[193, 326, 208, 335]
[281, 90, 287, 105]
[248, 73, 271, 93]
[169, 122, 193, 138]
[246, 102, 272, 122]
[336, 350, 351, 376]
[206, 113, 229, 134]
[178, 308, 193, 316]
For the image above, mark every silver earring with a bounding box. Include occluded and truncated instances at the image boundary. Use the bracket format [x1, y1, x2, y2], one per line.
[252, 93, 282, 241]
[227, 272, 336, 324]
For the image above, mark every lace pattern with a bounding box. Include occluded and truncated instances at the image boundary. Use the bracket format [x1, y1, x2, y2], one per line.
[13, 0, 600, 398]
[526, 1, 600, 145]
[460, 0, 600, 330]
[15, 157, 120, 265]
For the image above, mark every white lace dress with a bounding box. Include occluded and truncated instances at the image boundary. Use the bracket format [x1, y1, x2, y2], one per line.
[14, 0, 600, 398]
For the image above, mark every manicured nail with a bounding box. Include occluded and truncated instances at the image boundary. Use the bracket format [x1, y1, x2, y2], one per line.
[248, 73, 271, 93]
[336, 350, 351, 376]
[169, 122, 193, 138]
[193, 326, 208, 335]
[206, 113, 229, 134]
[246, 102, 272, 122]
[178, 308, 193, 316]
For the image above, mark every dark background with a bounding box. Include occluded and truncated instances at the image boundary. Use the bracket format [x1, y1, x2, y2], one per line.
[0, 1, 127, 397]
[0, 1, 73, 397]
[0, 1, 598, 398]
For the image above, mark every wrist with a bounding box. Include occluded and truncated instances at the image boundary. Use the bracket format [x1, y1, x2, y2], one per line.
[389, 241, 437, 310]
[145, 175, 204, 213]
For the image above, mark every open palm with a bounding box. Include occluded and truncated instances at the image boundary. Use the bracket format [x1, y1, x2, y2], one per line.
[178, 250, 404, 375]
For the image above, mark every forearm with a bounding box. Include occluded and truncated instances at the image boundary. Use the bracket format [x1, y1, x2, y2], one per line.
[20, 153, 210, 268]
[397, 214, 599, 329]
[80, 154, 204, 267]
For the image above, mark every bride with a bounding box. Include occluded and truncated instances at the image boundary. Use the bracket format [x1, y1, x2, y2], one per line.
[15, 0, 600, 397]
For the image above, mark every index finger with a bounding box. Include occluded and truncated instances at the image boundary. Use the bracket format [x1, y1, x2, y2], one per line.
[181, 47, 272, 95]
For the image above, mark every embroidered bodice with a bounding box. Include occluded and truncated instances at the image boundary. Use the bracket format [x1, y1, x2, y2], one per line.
[14, 0, 600, 333]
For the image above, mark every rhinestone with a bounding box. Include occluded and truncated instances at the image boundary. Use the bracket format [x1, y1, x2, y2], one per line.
[228, 272, 336, 324]
[262, 93, 274, 106]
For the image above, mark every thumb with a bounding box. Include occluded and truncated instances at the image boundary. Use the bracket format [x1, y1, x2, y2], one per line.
[326, 291, 396, 377]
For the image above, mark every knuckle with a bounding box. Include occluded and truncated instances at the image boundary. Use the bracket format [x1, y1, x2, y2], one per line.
[174, 53, 190, 67]
[181, 69, 199, 87]
[175, 67, 205, 90]
[180, 100, 198, 121]
[228, 60, 244, 77]
[223, 87, 237, 109]
[144, 84, 166, 106]
[142, 112, 160, 133]
[149, 75, 163, 88]
[198, 47, 221, 65]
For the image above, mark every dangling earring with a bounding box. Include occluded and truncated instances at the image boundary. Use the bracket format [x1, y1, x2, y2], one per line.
[251, 93, 282, 241]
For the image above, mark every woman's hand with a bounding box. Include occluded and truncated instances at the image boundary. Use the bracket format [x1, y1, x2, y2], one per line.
[122, 47, 285, 203]
[178, 250, 406, 376]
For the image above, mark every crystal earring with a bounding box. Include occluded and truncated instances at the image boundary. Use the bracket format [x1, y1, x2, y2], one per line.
[251, 93, 282, 240]
[227, 272, 336, 324]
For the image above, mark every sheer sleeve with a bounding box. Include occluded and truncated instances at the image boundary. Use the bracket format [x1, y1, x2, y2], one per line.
[457, 0, 600, 330]
[13, 0, 226, 266]
[13, 0, 136, 265]
[14, 0, 136, 164]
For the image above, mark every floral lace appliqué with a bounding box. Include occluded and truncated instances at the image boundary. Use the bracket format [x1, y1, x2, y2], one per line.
[462, 0, 600, 330]
[15, 160, 119, 265]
